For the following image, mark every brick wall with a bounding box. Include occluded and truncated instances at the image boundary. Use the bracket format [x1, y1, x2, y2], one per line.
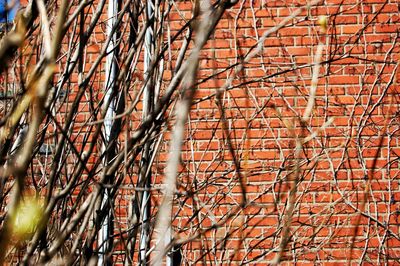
[163, 0, 400, 264]
[1, 0, 400, 264]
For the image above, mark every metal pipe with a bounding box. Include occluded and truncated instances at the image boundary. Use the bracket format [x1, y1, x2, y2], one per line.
[138, 0, 154, 264]
[99, 0, 118, 264]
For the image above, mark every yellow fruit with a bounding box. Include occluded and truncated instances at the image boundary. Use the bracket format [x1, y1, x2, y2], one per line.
[13, 198, 44, 238]
[318, 15, 328, 33]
